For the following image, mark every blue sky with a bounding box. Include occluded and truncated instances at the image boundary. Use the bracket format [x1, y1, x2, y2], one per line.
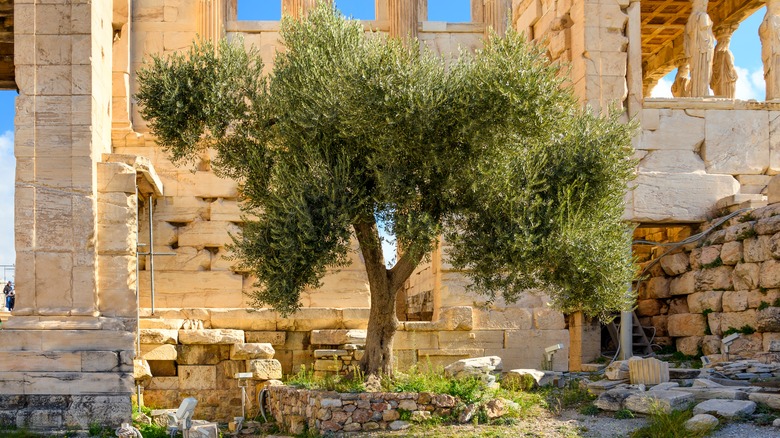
[0, 3, 769, 271]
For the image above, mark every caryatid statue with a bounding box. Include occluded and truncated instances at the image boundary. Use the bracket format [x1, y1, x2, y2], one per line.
[684, 0, 715, 97]
[760, 0, 780, 100]
[711, 26, 738, 98]
[671, 62, 692, 98]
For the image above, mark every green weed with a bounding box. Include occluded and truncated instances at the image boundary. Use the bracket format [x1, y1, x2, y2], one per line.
[630, 408, 709, 438]
[615, 408, 635, 419]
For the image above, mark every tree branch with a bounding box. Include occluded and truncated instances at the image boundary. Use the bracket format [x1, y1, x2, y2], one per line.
[388, 246, 425, 293]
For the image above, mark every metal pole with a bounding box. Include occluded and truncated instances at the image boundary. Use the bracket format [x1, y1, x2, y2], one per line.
[135, 188, 142, 414]
[148, 198, 156, 315]
[620, 309, 633, 360]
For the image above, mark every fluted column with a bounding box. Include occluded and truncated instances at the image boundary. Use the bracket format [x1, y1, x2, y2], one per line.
[389, 0, 419, 40]
[483, 0, 510, 38]
[760, 0, 780, 100]
[198, 0, 225, 43]
[283, 0, 322, 20]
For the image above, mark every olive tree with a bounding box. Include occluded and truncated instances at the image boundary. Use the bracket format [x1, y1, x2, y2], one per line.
[136, 4, 636, 377]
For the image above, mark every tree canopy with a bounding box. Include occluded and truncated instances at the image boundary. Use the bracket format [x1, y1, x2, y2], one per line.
[137, 3, 636, 374]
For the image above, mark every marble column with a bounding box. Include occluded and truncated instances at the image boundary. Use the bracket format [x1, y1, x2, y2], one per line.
[389, 0, 419, 40]
[483, 0, 510, 37]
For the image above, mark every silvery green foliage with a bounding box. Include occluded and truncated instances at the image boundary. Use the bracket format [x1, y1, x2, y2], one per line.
[136, 4, 636, 320]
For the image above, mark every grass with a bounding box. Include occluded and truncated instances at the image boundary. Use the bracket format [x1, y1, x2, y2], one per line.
[700, 257, 723, 269]
[759, 301, 770, 311]
[0, 425, 40, 438]
[286, 365, 367, 393]
[630, 408, 710, 438]
[723, 325, 756, 335]
[615, 409, 635, 419]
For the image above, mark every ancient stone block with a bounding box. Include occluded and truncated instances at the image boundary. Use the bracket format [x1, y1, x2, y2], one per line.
[474, 307, 532, 330]
[703, 110, 769, 175]
[720, 310, 758, 333]
[722, 290, 749, 313]
[668, 314, 707, 337]
[628, 357, 669, 385]
[687, 291, 723, 313]
[640, 109, 704, 151]
[700, 246, 722, 266]
[696, 266, 733, 292]
[533, 308, 565, 330]
[744, 236, 772, 263]
[140, 344, 177, 361]
[248, 359, 283, 380]
[676, 336, 703, 356]
[669, 297, 690, 314]
[670, 272, 696, 296]
[701, 335, 722, 356]
[733, 263, 760, 290]
[629, 173, 738, 223]
[277, 308, 344, 331]
[660, 253, 691, 276]
[230, 343, 275, 360]
[720, 242, 742, 265]
[637, 299, 663, 317]
[245, 331, 286, 345]
[394, 332, 439, 350]
[757, 307, 780, 332]
[176, 345, 224, 365]
[178, 366, 217, 390]
[210, 309, 278, 331]
[624, 390, 694, 414]
[310, 330, 366, 346]
[638, 150, 706, 173]
[437, 330, 504, 350]
[154, 196, 209, 223]
[760, 260, 780, 288]
[646, 277, 671, 299]
[210, 199, 243, 222]
[693, 399, 756, 418]
[179, 329, 245, 345]
[178, 220, 241, 249]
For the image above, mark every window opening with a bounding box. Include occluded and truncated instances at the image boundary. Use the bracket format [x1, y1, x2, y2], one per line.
[427, 0, 470, 22]
[237, 0, 282, 20]
[335, 0, 376, 20]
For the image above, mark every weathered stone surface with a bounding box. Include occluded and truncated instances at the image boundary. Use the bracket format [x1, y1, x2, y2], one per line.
[179, 329, 244, 345]
[140, 344, 177, 361]
[661, 253, 691, 276]
[247, 359, 283, 380]
[720, 242, 743, 265]
[757, 307, 780, 332]
[646, 277, 671, 299]
[245, 331, 286, 345]
[176, 345, 224, 365]
[605, 360, 630, 381]
[676, 336, 704, 356]
[669, 297, 690, 314]
[230, 343, 275, 360]
[700, 246, 722, 266]
[720, 310, 758, 333]
[696, 266, 733, 292]
[594, 388, 635, 411]
[640, 109, 704, 151]
[687, 291, 723, 313]
[178, 365, 217, 390]
[139, 329, 178, 345]
[668, 314, 708, 337]
[671, 387, 749, 401]
[474, 307, 532, 330]
[629, 357, 669, 385]
[503, 369, 555, 389]
[703, 110, 770, 174]
[749, 392, 780, 409]
[722, 290, 750, 312]
[210, 309, 277, 331]
[693, 399, 756, 418]
[637, 299, 663, 317]
[670, 272, 696, 296]
[744, 236, 772, 263]
[684, 414, 719, 433]
[310, 329, 366, 346]
[133, 359, 152, 386]
[624, 390, 694, 414]
[629, 172, 738, 222]
[444, 356, 502, 379]
[533, 308, 565, 330]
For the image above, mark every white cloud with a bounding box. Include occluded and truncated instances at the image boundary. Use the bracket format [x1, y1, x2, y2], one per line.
[650, 77, 674, 98]
[0, 130, 14, 277]
[735, 66, 766, 100]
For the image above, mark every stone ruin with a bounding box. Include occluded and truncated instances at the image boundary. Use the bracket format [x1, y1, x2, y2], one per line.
[0, 0, 778, 432]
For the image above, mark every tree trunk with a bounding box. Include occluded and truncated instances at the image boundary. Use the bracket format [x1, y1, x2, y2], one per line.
[354, 219, 425, 377]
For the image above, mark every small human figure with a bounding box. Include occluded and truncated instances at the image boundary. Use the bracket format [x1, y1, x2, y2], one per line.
[3, 281, 13, 312]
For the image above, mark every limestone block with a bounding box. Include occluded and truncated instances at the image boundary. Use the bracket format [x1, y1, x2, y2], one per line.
[760, 259, 780, 288]
[744, 236, 772, 263]
[179, 329, 245, 345]
[685, 414, 719, 433]
[98, 255, 137, 317]
[770, 232, 780, 259]
[147, 247, 210, 271]
[210, 248, 243, 271]
[624, 390, 694, 414]
[722, 291, 749, 313]
[178, 220, 240, 249]
[690, 248, 703, 270]
[134, 359, 152, 386]
[437, 331, 504, 350]
[707, 312, 722, 336]
[749, 392, 780, 410]
[139, 329, 178, 345]
[720, 242, 742, 265]
[700, 246, 721, 266]
[696, 266, 733, 292]
[757, 307, 780, 331]
[474, 307, 532, 329]
[755, 215, 780, 235]
[637, 299, 663, 317]
[687, 291, 723, 313]
[342, 308, 370, 329]
[147, 377, 179, 390]
[628, 357, 669, 385]
[594, 388, 634, 411]
[661, 253, 690, 276]
[310, 329, 367, 346]
[245, 331, 286, 345]
[138, 271, 244, 308]
[154, 196, 209, 223]
[646, 277, 671, 299]
[639, 109, 704, 151]
[671, 272, 696, 296]
[138, 219, 177, 248]
[719, 310, 758, 333]
[668, 314, 707, 337]
[178, 366, 217, 390]
[703, 110, 769, 175]
[140, 344, 178, 361]
[638, 150, 706, 173]
[230, 343, 275, 360]
[724, 223, 756, 243]
[499, 329, 570, 372]
[166, 171, 239, 198]
[748, 288, 780, 308]
[733, 263, 760, 290]
[277, 308, 344, 331]
[394, 332, 439, 350]
[0, 352, 81, 372]
[629, 173, 739, 222]
[763, 332, 780, 352]
[210, 309, 278, 331]
[438, 307, 474, 331]
[701, 335, 722, 356]
[676, 336, 703, 356]
[210, 199, 244, 222]
[176, 345, 225, 365]
[248, 359, 283, 380]
[693, 399, 756, 418]
[533, 308, 565, 330]
[300, 268, 370, 308]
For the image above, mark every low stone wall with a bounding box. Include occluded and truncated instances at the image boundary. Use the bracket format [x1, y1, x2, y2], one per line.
[636, 203, 780, 358]
[266, 386, 456, 435]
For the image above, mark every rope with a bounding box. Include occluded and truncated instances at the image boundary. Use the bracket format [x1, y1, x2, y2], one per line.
[115, 423, 143, 438]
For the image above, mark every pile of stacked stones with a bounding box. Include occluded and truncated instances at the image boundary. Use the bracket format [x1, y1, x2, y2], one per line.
[310, 329, 367, 378]
[704, 359, 780, 380]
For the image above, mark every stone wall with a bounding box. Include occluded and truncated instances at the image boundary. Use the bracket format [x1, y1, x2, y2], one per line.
[266, 385, 457, 435]
[635, 203, 780, 358]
